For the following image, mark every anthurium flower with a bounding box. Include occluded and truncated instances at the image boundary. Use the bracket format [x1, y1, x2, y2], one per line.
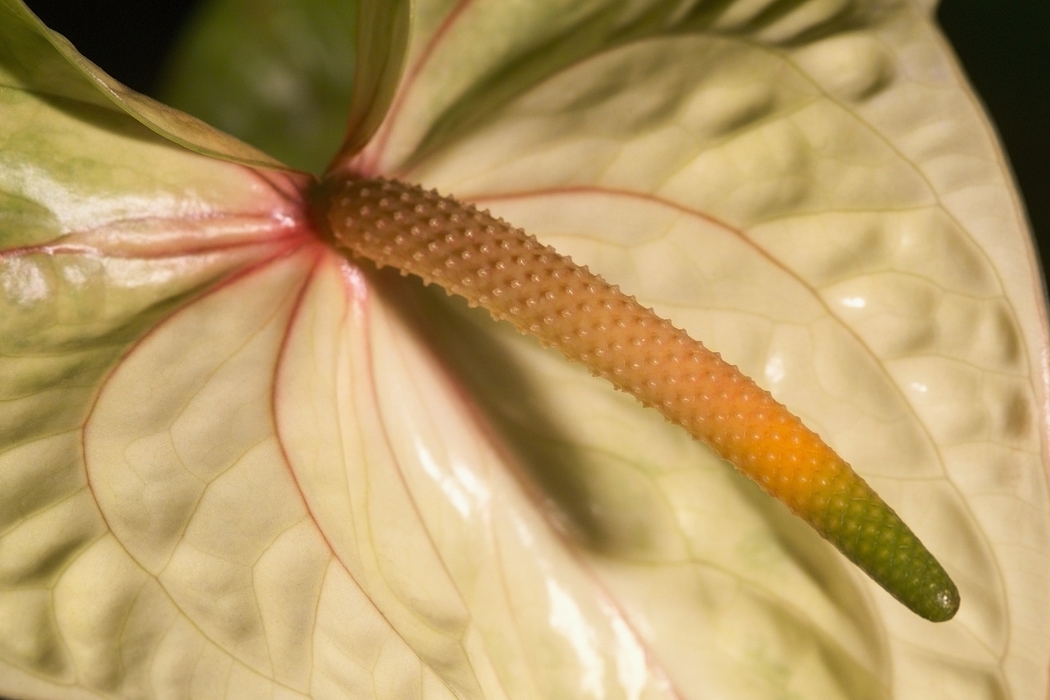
[1, 0, 1048, 698]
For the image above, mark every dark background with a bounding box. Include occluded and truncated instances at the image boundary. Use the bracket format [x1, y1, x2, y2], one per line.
[22, 0, 1050, 283]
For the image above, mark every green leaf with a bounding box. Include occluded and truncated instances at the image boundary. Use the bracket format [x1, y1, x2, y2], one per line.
[2, 0, 1049, 699]
[160, 0, 359, 174]
[0, 0, 287, 170]
[159, 0, 409, 171]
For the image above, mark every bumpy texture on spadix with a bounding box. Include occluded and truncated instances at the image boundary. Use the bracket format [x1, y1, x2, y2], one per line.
[313, 175, 960, 622]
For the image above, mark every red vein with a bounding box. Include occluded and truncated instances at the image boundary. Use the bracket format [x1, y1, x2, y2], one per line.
[360, 0, 477, 175]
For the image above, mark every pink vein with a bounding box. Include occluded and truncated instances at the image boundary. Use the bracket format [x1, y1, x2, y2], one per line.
[79, 243, 318, 686]
[20, 167, 315, 260]
[270, 255, 472, 697]
[468, 184, 800, 295]
[0, 219, 307, 263]
[379, 273, 690, 700]
[361, 0, 476, 175]
[463, 184, 935, 446]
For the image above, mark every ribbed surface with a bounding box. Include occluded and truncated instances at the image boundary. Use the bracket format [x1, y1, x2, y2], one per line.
[313, 175, 959, 622]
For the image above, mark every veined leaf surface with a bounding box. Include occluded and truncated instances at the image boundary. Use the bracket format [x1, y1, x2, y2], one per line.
[1, 0, 1048, 699]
